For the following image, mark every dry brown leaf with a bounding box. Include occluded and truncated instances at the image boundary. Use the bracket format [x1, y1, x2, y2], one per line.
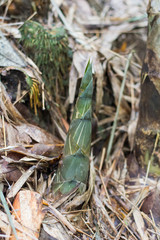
[42, 222, 71, 240]
[7, 166, 35, 199]
[6, 124, 21, 146]
[0, 29, 26, 68]
[69, 50, 90, 104]
[133, 209, 149, 240]
[30, 143, 61, 157]
[47, 204, 76, 234]
[127, 153, 139, 178]
[10, 190, 45, 240]
[94, 54, 104, 113]
[9, 145, 62, 160]
[0, 208, 38, 239]
[141, 181, 160, 227]
[69, 63, 78, 104]
[1, 158, 22, 182]
[128, 118, 138, 151]
[39, 227, 59, 240]
[37, 174, 47, 195]
[15, 124, 57, 144]
[74, 0, 92, 20]
[0, 82, 26, 124]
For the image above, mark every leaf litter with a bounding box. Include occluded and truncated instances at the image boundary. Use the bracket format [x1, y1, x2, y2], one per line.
[1, 0, 160, 239]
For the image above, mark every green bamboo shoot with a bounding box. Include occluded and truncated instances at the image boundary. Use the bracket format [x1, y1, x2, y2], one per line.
[54, 61, 93, 194]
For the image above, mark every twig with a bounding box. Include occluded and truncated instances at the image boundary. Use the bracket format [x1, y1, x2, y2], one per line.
[17, 12, 37, 29]
[75, 227, 93, 239]
[150, 210, 160, 240]
[13, 90, 29, 106]
[81, 216, 94, 235]
[2, 0, 13, 23]
[141, 212, 160, 238]
[99, 147, 106, 172]
[42, 82, 45, 110]
[98, 171, 111, 204]
[47, 204, 76, 234]
[2, 115, 7, 156]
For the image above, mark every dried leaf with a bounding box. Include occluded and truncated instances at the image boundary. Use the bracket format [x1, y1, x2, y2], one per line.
[42, 222, 71, 240]
[16, 124, 57, 144]
[7, 166, 35, 199]
[0, 82, 26, 124]
[30, 143, 61, 157]
[1, 158, 22, 182]
[133, 209, 149, 240]
[10, 190, 45, 240]
[128, 119, 138, 151]
[0, 30, 26, 67]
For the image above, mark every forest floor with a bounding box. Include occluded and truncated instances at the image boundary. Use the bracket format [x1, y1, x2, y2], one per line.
[1, 0, 159, 240]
